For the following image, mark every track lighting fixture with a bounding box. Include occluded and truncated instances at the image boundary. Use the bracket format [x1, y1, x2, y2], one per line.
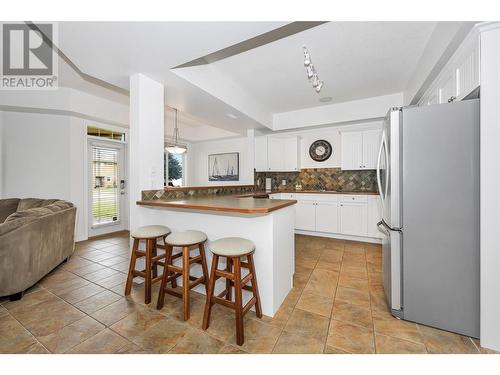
[302, 45, 324, 94]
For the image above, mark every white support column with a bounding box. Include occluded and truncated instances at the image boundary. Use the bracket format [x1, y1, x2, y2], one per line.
[129, 74, 164, 233]
[480, 25, 500, 351]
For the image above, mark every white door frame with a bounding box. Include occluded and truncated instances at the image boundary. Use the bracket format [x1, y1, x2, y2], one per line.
[87, 138, 127, 237]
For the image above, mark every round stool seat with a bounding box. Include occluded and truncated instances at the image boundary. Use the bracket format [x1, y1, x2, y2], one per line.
[131, 225, 171, 239]
[209, 237, 255, 257]
[166, 230, 207, 246]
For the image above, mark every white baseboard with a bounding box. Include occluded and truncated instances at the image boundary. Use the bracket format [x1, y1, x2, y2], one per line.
[295, 229, 382, 244]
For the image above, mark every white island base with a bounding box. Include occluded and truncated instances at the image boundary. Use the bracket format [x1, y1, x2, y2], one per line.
[136, 205, 295, 317]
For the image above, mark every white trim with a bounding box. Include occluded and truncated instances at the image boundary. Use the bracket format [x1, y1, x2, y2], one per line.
[295, 229, 382, 244]
[87, 139, 127, 237]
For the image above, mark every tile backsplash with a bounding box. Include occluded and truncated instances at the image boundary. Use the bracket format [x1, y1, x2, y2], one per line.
[142, 185, 255, 201]
[254, 168, 377, 192]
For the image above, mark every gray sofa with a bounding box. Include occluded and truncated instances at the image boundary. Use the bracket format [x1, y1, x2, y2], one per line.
[0, 198, 77, 300]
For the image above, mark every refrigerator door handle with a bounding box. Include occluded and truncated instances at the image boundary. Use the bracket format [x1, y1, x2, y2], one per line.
[383, 133, 390, 204]
[376, 132, 385, 209]
[376, 220, 389, 235]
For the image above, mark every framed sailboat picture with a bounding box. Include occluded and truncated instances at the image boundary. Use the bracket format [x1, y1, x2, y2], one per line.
[208, 152, 239, 181]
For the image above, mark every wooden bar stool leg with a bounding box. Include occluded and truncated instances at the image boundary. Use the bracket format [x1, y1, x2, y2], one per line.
[145, 239, 153, 304]
[182, 246, 190, 320]
[247, 254, 262, 318]
[225, 258, 233, 301]
[202, 254, 219, 330]
[233, 256, 244, 346]
[125, 238, 139, 296]
[199, 243, 209, 294]
[166, 243, 177, 289]
[152, 239, 158, 278]
[157, 248, 169, 310]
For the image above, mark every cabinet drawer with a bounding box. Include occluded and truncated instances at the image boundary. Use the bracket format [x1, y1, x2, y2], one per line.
[294, 193, 339, 202]
[341, 195, 368, 203]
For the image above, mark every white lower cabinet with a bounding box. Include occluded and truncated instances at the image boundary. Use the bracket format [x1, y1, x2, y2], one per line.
[315, 201, 339, 233]
[288, 193, 381, 240]
[367, 196, 383, 238]
[295, 201, 316, 231]
[339, 202, 367, 236]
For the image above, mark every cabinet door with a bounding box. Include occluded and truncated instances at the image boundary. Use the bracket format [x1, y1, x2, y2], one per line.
[315, 201, 339, 233]
[341, 132, 363, 170]
[295, 201, 316, 231]
[456, 45, 479, 100]
[340, 202, 368, 236]
[362, 130, 382, 169]
[267, 137, 284, 171]
[438, 74, 456, 104]
[254, 137, 268, 172]
[367, 196, 383, 238]
[283, 137, 299, 171]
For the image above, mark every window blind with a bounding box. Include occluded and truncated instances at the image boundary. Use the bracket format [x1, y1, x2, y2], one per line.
[91, 146, 120, 226]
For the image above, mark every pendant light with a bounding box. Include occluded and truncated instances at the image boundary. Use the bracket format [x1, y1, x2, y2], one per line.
[165, 108, 187, 154]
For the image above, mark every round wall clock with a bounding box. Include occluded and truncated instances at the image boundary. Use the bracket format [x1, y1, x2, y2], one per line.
[309, 139, 332, 162]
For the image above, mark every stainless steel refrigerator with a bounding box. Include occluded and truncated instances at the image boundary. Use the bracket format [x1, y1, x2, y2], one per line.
[376, 99, 480, 338]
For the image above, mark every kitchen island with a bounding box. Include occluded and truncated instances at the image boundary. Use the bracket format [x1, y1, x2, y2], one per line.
[135, 189, 297, 317]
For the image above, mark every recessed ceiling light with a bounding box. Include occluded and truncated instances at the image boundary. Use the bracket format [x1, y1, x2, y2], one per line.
[226, 113, 238, 119]
[319, 97, 332, 103]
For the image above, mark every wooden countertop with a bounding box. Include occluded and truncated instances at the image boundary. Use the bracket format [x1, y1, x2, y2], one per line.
[136, 196, 297, 214]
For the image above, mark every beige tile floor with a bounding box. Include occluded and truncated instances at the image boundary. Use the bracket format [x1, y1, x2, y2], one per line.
[0, 232, 496, 354]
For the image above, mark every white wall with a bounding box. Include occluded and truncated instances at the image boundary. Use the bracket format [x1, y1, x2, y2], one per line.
[0, 111, 128, 242]
[129, 74, 165, 232]
[0, 87, 129, 127]
[187, 134, 255, 186]
[1, 112, 87, 239]
[479, 25, 500, 352]
[273, 93, 402, 130]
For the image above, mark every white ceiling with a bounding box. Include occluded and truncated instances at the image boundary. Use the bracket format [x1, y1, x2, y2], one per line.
[54, 21, 466, 138]
[190, 22, 437, 113]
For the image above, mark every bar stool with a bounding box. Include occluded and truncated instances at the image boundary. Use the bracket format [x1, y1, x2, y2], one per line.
[156, 230, 209, 320]
[202, 237, 262, 346]
[124, 225, 171, 304]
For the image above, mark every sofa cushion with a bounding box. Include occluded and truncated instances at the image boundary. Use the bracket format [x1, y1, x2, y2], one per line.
[5, 200, 74, 223]
[0, 215, 38, 236]
[17, 198, 59, 212]
[0, 198, 20, 223]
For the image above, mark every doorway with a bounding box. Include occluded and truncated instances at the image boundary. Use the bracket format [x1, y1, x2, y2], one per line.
[88, 139, 127, 237]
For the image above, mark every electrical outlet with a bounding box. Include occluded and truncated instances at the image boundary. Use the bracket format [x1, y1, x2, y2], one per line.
[282, 179, 287, 186]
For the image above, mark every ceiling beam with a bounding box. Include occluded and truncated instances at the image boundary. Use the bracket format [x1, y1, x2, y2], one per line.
[173, 21, 327, 69]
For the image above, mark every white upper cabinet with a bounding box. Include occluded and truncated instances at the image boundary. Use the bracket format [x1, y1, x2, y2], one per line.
[455, 43, 480, 101]
[419, 29, 480, 106]
[341, 132, 363, 170]
[254, 136, 268, 172]
[283, 137, 300, 171]
[254, 136, 299, 172]
[438, 74, 456, 104]
[267, 137, 285, 171]
[341, 130, 381, 170]
[362, 130, 382, 169]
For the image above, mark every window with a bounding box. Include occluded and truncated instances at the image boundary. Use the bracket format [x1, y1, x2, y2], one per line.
[87, 126, 125, 142]
[164, 152, 184, 187]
